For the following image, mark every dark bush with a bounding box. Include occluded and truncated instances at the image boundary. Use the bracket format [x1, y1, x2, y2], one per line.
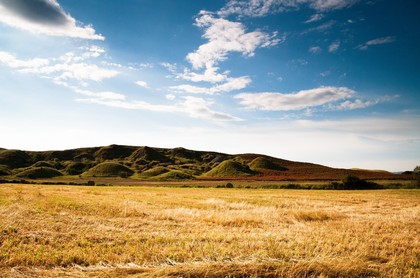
[340, 175, 380, 190]
[225, 182, 234, 188]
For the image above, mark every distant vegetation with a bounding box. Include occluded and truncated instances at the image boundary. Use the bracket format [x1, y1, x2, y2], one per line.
[0, 145, 413, 182]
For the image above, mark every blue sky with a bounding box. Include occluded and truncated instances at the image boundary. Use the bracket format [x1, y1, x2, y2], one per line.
[0, 0, 419, 171]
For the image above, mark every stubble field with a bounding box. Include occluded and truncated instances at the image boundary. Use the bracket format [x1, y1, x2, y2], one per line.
[0, 184, 419, 277]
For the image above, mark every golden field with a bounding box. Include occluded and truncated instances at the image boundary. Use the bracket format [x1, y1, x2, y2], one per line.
[0, 184, 419, 277]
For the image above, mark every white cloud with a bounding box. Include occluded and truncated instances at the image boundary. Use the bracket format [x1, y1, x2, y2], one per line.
[0, 0, 104, 40]
[172, 11, 279, 93]
[320, 70, 331, 77]
[165, 94, 176, 100]
[160, 62, 177, 73]
[21, 62, 119, 82]
[177, 65, 228, 83]
[235, 86, 355, 111]
[73, 88, 126, 101]
[170, 76, 251, 95]
[333, 95, 399, 110]
[302, 20, 335, 34]
[0, 51, 49, 68]
[139, 63, 153, 69]
[135, 80, 149, 89]
[328, 40, 340, 52]
[218, 0, 359, 17]
[0, 51, 119, 83]
[77, 95, 241, 122]
[309, 46, 322, 54]
[186, 12, 280, 70]
[357, 36, 396, 50]
[305, 13, 324, 23]
[180, 96, 242, 121]
[310, 0, 359, 11]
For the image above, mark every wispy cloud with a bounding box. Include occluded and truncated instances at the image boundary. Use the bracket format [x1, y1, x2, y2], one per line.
[77, 96, 242, 122]
[357, 36, 396, 50]
[170, 76, 251, 95]
[218, 0, 359, 17]
[0, 49, 119, 84]
[302, 20, 335, 34]
[328, 40, 340, 52]
[309, 46, 322, 54]
[235, 86, 354, 111]
[332, 95, 399, 110]
[135, 80, 149, 89]
[0, 51, 49, 68]
[0, 0, 104, 40]
[305, 13, 324, 23]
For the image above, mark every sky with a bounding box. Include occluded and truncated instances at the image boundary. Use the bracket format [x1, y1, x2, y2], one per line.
[0, 0, 419, 172]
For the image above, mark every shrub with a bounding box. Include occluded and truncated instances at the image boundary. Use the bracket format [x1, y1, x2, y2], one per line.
[340, 175, 380, 190]
[225, 182, 234, 188]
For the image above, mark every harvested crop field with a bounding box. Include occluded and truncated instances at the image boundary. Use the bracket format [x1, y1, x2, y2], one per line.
[0, 184, 419, 277]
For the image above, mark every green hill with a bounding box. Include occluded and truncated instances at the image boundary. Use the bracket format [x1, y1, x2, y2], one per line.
[153, 170, 193, 180]
[204, 160, 254, 177]
[248, 157, 287, 171]
[82, 162, 134, 178]
[0, 145, 406, 181]
[0, 150, 32, 168]
[137, 166, 169, 178]
[16, 167, 63, 179]
[130, 146, 171, 163]
[0, 165, 11, 176]
[94, 145, 137, 160]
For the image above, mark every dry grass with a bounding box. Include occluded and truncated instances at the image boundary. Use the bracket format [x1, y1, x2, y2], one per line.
[0, 184, 419, 277]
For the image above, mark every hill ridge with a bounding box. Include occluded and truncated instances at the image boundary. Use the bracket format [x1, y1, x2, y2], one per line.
[0, 144, 405, 180]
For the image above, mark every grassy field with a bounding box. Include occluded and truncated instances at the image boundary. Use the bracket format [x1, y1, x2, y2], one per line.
[0, 184, 419, 277]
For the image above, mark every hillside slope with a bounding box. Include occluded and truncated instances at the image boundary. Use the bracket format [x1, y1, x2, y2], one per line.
[0, 145, 408, 181]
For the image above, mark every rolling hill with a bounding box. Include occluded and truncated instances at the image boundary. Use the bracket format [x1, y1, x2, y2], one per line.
[0, 144, 409, 181]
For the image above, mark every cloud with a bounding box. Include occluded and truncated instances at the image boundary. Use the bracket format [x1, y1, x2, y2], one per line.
[160, 62, 177, 73]
[0, 51, 49, 68]
[77, 95, 241, 122]
[135, 80, 149, 89]
[170, 76, 251, 95]
[73, 88, 126, 101]
[177, 65, 228, 84]
[302, 20, 335, 34]
[333, 95, 399, 110]
[165, 94, 176, 100]
[181, 96, 242, 121]
[310, 0, 359, 11]
[172, 11, 279, 93]
[235, 86, 355, 111]
[328, 40, 340, 52]
[357, 36, 396, 50]
[309, 46, 322, 54]
[0, 50, 119, 83]
[218, 0, 359, 17]
[186, 12, 280, 70]
[0, 0, 104, 40]
[305, 13, 324, 23]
